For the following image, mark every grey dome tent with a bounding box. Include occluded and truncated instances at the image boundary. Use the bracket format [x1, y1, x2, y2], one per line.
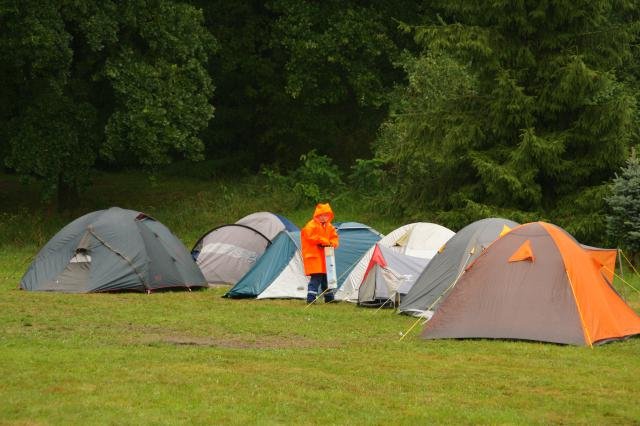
[191, 212, 298, 285]
[20, 207, 206, 293]
[399, 218, 519, 316]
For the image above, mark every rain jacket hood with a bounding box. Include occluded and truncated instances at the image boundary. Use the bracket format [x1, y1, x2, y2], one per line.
[313, 203, 334, 223]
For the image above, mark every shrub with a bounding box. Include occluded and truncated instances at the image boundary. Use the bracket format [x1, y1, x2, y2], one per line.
[348, 158, 387, 194]
[261, 150, 344, 206]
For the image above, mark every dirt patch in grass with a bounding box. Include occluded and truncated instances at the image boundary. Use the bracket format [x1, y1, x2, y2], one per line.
[146, 334, 320, 350]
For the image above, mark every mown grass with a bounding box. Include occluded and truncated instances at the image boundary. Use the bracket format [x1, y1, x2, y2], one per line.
[1, 171, 639, 425]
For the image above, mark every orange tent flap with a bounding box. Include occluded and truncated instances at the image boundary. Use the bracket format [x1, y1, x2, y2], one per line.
[499, 224, 512, 237]
[585, 248, 617, 283]
[508, 240, 535, 263]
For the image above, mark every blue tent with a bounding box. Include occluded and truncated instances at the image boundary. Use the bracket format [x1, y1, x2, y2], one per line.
[225, 222, 382, 299]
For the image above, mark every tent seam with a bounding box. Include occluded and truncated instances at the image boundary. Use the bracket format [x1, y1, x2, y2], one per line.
[87, 227, 150, 291]
[540, 222, 593, 347]
[564, 269, 593, 347]
[191, 224, 272, 252]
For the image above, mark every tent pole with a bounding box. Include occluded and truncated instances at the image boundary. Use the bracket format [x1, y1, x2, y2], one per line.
[564, 270, 593, 348]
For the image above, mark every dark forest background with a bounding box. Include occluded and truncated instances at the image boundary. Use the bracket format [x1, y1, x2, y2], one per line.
[1, 0, 639, 247]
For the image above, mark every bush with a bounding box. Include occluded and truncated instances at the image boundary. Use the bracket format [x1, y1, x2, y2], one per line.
[262, 150, 344, 206]
[348, 158, 387, 194]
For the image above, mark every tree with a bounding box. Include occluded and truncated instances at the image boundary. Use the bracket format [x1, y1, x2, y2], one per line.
[0, 0, 216, 205]
[606, 149, 640, 265]
[265, 0, 417, 167]
[190, 0, 285, 171]
[374, 0, 639, 242]
[192, 0, 421, 171]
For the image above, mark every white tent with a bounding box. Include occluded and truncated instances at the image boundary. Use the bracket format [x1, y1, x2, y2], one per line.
[358, 244, 429, 306]
[334, 222, 454, 302]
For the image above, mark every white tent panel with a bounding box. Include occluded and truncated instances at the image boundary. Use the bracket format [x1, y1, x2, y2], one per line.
[334, 224, 413, 302]
[404, 223, 455, 258]
[256, 251, 310, 299]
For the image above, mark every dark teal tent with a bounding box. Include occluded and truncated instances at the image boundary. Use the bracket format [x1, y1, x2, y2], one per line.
[20, 207, 206, 293]
[225, 222, 382, 299]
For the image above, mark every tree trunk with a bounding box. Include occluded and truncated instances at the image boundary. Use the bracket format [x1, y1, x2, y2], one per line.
[57, 175, 79, 211]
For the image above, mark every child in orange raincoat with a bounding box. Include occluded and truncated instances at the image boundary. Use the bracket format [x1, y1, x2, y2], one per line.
[301, 203, 340, 303]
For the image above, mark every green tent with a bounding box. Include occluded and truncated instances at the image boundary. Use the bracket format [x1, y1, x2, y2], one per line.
[20, 207, 206, 293]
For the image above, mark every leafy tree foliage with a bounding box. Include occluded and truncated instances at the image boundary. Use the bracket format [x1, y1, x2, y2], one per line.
[268, 0, 397, 107]
[375, 0, 640, 242]
[606, 150, 640, 264]
[189, 1, 278, 171]
[194, 0, 420, 170]
[265, 0, 425, 167]
[0, 0, 215, 203]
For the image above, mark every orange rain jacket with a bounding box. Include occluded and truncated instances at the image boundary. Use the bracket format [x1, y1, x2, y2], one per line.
[300, 203, 340, 275]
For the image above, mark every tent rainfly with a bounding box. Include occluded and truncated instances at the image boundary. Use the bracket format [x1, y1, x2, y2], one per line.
[225, 222, 382, 299]
[399, 218, 518, 316]
[357, 244, 430, 307]
[335, 222, 455, 302]
[20, 207, 206, 293]
[421, 222, 640, 346]
[192, 212, 298, 285]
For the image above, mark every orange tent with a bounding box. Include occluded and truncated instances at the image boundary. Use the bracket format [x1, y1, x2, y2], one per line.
[421, 222, 640, 346]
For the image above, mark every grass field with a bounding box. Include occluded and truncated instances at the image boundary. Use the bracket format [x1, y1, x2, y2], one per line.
[1, 172, 639, 424]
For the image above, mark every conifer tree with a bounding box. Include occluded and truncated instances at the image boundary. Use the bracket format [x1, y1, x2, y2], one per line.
[376, 0, 639, 241]
[606, 149, 640, 265]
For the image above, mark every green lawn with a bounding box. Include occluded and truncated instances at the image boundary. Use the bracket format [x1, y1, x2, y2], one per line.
[1, 172, 639, 424]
